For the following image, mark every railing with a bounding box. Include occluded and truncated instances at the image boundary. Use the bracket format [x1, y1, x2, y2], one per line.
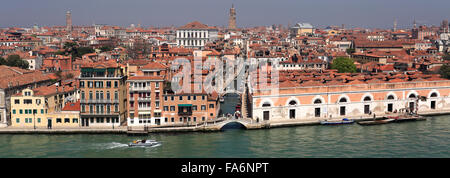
[138, 107, 152, 111]
[80, 99, 119, 103]
[129, 87, 152, 91]
[137, 97, 151, 102]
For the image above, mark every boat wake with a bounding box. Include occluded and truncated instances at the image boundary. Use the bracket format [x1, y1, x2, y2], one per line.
[102, 142, 129, 149]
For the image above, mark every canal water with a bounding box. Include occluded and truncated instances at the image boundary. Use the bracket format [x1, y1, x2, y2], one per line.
[0, 114, 449, 158]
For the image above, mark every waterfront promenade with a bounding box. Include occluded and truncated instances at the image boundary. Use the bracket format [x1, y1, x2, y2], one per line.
[1, 109, 449, 134]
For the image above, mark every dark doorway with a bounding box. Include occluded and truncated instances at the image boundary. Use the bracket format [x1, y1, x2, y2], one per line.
[47, 118, 52, 129]
[263, 111, 270, 120]
[431, 101, 436, 109]
[340, 106, 346, 116]
[315, 108, 321, 117]
[289, 109, 295, 119]
[364, 105, 370, 114]
[388, 103, 393, 112]
[409, 102, 415, 112]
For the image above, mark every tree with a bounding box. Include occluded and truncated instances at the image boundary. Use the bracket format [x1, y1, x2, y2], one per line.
[346, 48, 356, 55]
[0, 57, 6, 65]
[6, 55, 29, 69]
[443, 53, 450, 61]
[439, 64, 450, 79]
[331, 57, 357, 73]
[100, 45, 113, 52]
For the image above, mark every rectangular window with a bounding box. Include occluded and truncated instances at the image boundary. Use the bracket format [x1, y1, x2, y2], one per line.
[73, 118, 78, 123]
[209, 104, 214, 109]
[56, 118, 62, 123]
[64, 118, 70, 123]
[193, 96, 196, 100]
[37, 118, 41, 123]
[170, 106, 175, 111]
[201, 105, 206, 110]
[14, 99, 20, 104]
[80, 81, 85, 88]
[114, 81, 118, 88]
[106, 81, 111, 88]
[16, 118, 20, 123]
[163, 106, 169, 111]
[12, 110, 16, 114]
[179, 96, 183, 100]
[24, 99, 32, 104]
[192, 105, 197, 111]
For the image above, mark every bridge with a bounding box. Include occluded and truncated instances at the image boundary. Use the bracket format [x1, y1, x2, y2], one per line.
[202, 117, 261, 130]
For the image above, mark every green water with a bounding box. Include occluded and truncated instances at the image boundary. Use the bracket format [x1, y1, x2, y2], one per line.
[0, 115, 449, 158]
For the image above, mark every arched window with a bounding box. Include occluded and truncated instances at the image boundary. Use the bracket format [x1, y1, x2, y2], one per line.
[314, 99, 322, 104]
[339, 98, 347, 103]
[363, 96, 372, 101]
[408, 93, 417, 99]
[288, 100, 297, 106]
[387, 95, 395, 100]
[430, 93, 438, 98]
[262, 102, 271, 107]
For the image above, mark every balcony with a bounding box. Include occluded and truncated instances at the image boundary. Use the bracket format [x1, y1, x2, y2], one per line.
[129, 86, 152, 91]
[178, 104, 193, 116]
[137, 97, 151, 102]
[80, 99, 119, 104]
[138, 107, 152, 111]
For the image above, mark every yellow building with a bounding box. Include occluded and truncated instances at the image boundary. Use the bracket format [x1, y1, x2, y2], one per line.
[290, 23, 314, 37]
[10, 88, 80, 128]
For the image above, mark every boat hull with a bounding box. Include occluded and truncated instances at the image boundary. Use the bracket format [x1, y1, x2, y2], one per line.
[357, 118, 395, 126]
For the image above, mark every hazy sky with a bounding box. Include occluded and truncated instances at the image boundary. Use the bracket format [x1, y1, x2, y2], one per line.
[0, 0, 449, 29]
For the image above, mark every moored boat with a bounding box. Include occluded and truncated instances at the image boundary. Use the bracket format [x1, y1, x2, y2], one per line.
[320, 118, 354, 125]
[389, 115, 427, 122]
[357, 118, 395, 126]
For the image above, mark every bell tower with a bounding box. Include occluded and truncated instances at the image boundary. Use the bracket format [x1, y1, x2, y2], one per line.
[66, 10, 72, 32]
[228, 4, 236, 30]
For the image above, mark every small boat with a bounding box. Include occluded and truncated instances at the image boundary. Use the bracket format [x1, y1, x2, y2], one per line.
[357, 118, 395, 126]
[320, 118, 354, 125]
[389, 115, 427, 122]
[128, 139, 159, 147]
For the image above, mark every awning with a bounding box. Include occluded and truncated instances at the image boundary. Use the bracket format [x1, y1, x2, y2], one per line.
[178, 104, 192, 107]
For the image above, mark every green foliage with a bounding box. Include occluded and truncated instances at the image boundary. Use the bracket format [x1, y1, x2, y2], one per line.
[439, 64, 450, 79]
[60, 42, 95, 58]
[443, 53, 450, 61]
[346, 48, 355, 55]
[0, 57, 6, 65]
[331, 57, 357, 73]
[100, 45, 113, 52]
[74, 47, 95, 58]
[2, 55, 29, 69]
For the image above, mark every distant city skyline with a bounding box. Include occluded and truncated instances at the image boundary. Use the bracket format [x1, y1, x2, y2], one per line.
[0, 0, 449, 29]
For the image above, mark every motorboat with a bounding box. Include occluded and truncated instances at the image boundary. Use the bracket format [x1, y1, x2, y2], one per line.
[128, 139, 159, 147]
[320, 118, 354, 125]
[357, 118, 395, 126]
